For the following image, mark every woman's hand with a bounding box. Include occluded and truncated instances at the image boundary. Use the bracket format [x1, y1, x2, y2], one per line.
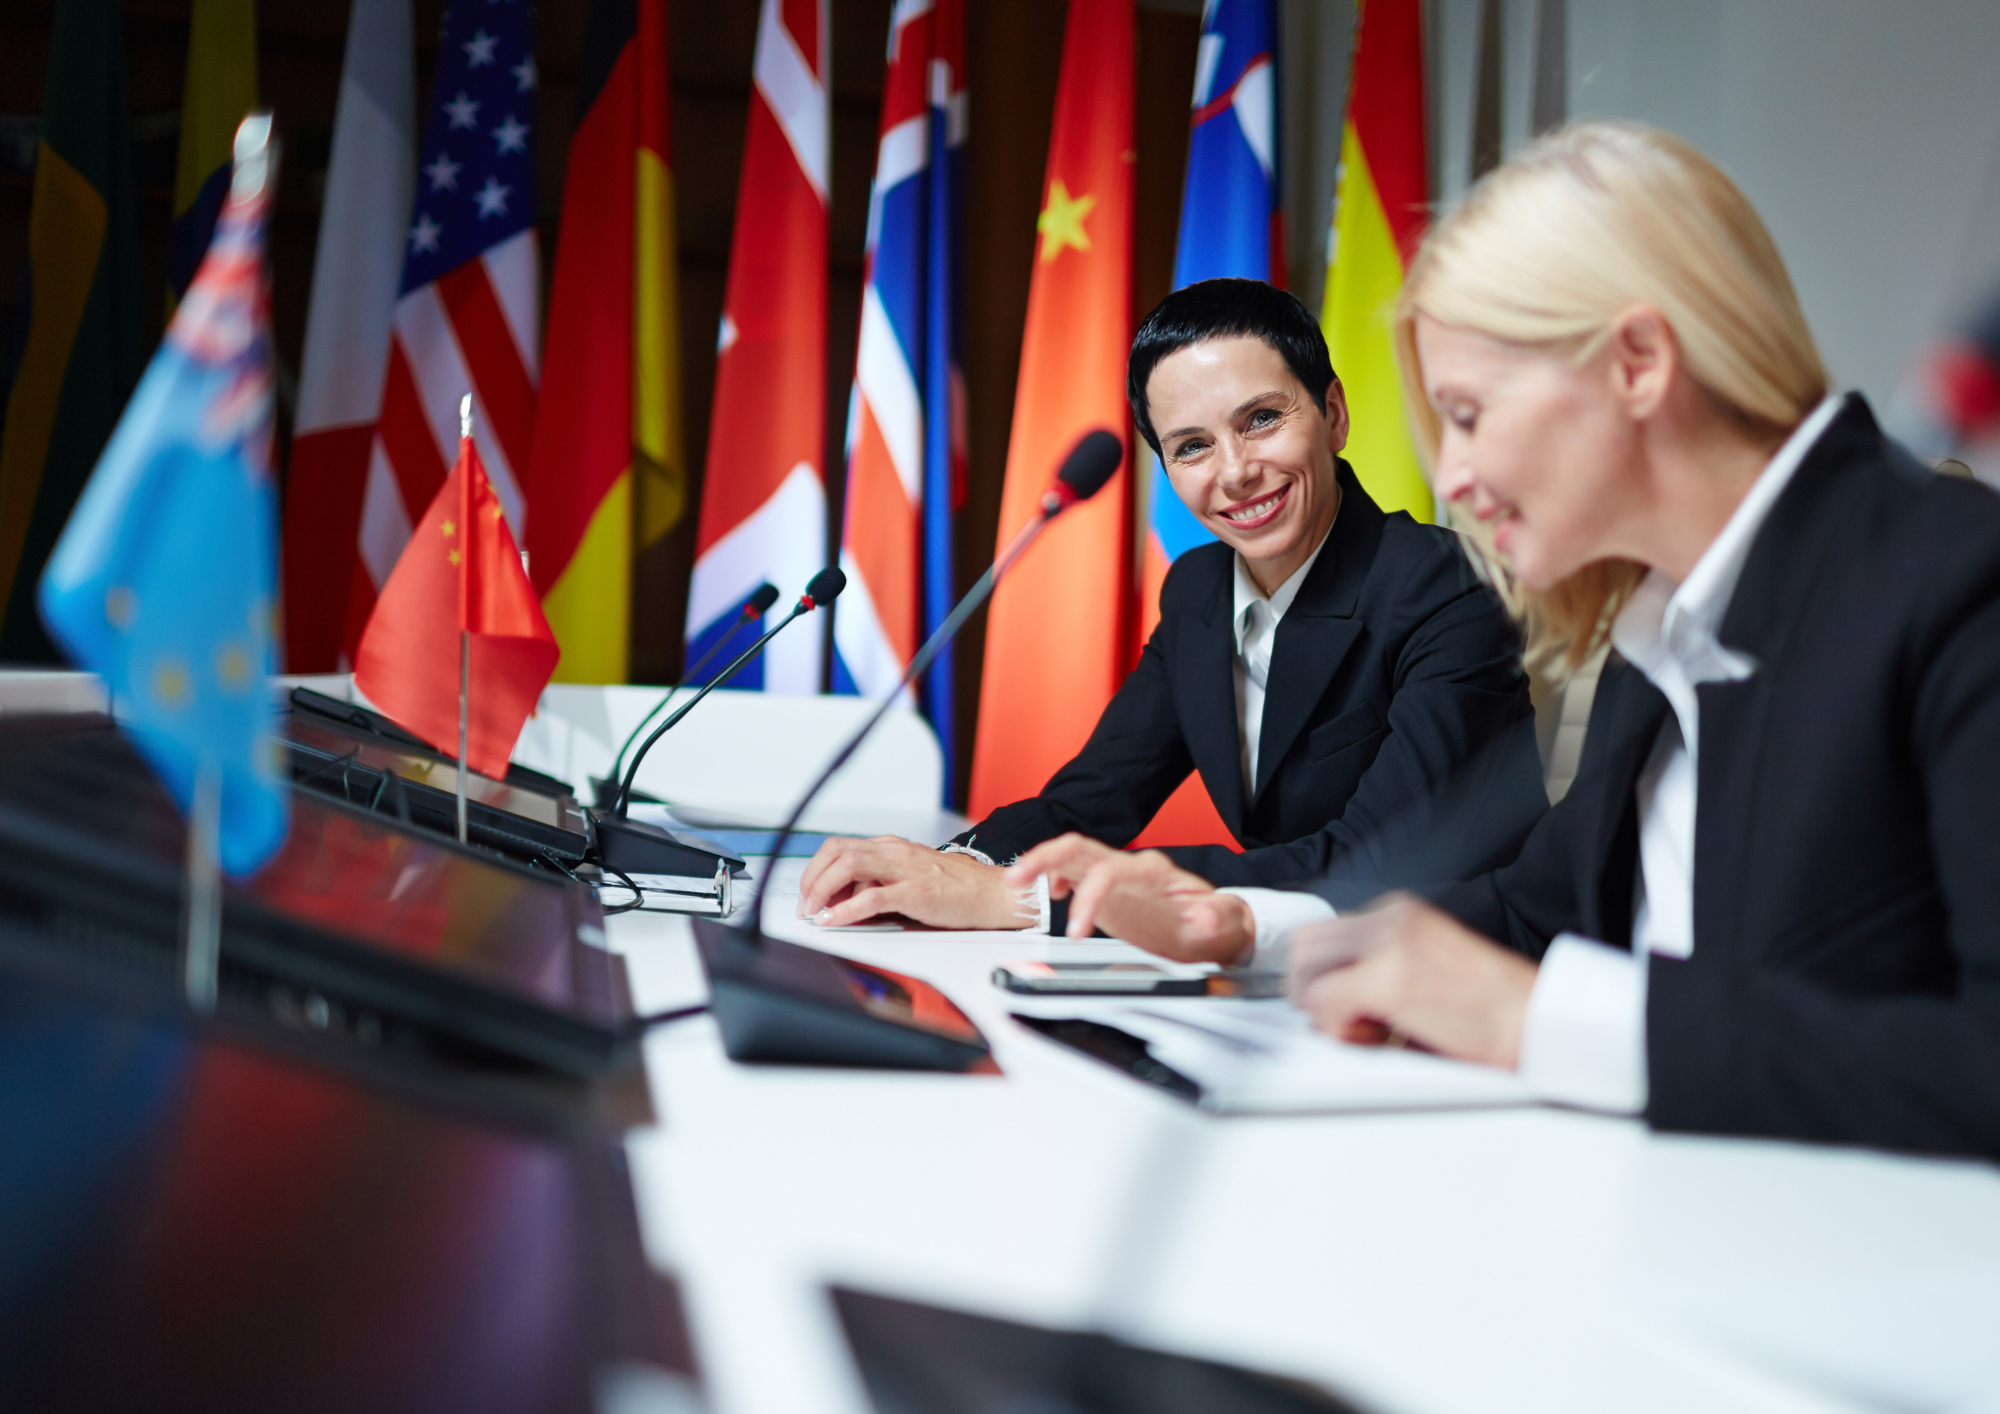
[795, 836, 1035, 930]
[1005, 834, 1255, 964]
[1288, 893, 1537, 1067]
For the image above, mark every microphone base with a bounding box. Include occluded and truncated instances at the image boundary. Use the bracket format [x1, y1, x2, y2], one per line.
[691, 918, 992, 1072]
[591, 809, 746, 878]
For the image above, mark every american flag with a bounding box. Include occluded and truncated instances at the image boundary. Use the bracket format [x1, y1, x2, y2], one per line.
[831, 0, 967, 798]
[346, 0, 540, 656]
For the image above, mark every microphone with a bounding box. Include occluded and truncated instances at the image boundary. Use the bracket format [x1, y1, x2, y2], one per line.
[591, 568, 847, 878]
[685, 429, 1123, 1072]
[614, 566, 845, 817]
[741, 428, 1122, 937]
[595, 581, 779, 807]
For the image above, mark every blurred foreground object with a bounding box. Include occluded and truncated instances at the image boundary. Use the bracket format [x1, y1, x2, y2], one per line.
[38, 115, 287, 878]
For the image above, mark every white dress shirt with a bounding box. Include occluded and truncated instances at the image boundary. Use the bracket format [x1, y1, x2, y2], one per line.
[1225, 395, 1845, 1074]
[1519, 393, 1843, 1112]
[1232, 534, 1328, 792]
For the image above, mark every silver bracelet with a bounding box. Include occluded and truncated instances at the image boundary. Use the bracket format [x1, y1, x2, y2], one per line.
[938, 841, 997, 867]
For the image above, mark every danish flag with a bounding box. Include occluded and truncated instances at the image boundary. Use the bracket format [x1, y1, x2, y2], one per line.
[832, 0, 967, 797]
[343, 0, 541, 662]
[684, 0, 829, 694]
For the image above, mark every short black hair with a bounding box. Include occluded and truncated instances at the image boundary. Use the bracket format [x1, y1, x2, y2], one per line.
[1127, 278, 1338, 456]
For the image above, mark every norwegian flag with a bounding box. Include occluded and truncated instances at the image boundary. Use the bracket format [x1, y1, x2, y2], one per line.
[684, 0, 829, 695]
[343, 0, 541, 659]
[831, 0, 967, 795]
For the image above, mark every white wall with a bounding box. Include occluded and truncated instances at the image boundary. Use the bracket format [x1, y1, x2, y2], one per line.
[1253, 2, 2000, 434]
[1535, 1, 2000, 414]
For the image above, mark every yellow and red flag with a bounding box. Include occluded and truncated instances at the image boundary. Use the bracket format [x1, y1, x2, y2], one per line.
[1323, 0, 1433, 521]
[524, 0, 685, 682]
[967, 0, 1134, 818]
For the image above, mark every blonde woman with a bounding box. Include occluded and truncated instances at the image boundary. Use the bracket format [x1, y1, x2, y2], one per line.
[1015, 123, 2000, 1156]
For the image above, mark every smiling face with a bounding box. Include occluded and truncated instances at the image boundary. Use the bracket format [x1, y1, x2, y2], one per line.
[1146, 335, 1347, 595]
[1415, 315, 1650, 591]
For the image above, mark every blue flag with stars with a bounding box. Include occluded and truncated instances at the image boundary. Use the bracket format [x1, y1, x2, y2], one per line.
[404, 0, 537, 291]
[39, 131, 288, 877]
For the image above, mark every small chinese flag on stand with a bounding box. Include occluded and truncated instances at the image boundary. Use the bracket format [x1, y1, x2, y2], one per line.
[354, 419, 559, 780]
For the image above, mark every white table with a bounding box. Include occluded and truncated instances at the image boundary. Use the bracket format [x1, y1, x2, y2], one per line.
[606, 863, 2000, 1414]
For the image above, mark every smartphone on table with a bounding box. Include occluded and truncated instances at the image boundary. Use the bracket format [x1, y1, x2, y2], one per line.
[992, 961, 1211, 996]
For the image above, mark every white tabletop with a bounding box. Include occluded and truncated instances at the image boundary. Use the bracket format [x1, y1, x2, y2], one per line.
[607, 862, 2000, 1414]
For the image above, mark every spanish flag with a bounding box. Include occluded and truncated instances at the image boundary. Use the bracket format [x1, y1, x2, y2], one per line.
[0, 0, 144, 661]
[967, 0, 1134, 817]
[525, 0, 685, 683]
[168, 0, 259, 302]
[1322, 0, 1433, 522]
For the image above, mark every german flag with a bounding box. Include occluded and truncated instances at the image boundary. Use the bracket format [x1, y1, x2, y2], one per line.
[524, 0, 684, 684]
[1322, 0, 1433, 522]
[0, 0, 144, 661]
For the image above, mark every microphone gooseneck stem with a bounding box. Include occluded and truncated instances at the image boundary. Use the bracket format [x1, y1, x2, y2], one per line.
[741, 507, 1059, 934]
[616, 601, 812, 817]
[610, 611, 753, 783]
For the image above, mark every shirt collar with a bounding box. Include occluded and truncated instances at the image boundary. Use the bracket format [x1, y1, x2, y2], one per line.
[1232, 522, 1332, 652]
[1612, 393, 1843, 685]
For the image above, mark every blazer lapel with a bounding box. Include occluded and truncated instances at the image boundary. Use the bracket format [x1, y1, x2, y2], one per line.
[1693, 392, 1877, 960]
[1253, 460, 1382, 800]
[1176, 560, 1249, 839]
[1577, 665, 1669, 948]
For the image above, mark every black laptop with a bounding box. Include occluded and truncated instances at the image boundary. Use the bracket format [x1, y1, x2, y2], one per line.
[0, 715, 627, 1077]
[282, 689, 592, 867]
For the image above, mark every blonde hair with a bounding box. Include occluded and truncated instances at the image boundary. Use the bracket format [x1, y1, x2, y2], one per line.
[1394, 123, 1828, 669]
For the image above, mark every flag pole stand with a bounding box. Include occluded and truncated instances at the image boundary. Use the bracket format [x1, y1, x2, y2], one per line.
[183, 760, 223, 1014]
[457, 392, 473, 845]
[458, 628, 470, 843]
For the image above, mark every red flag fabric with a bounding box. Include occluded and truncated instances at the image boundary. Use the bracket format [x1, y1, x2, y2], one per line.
[967, 0, 1136, 818]
[353, 433, 558, 778]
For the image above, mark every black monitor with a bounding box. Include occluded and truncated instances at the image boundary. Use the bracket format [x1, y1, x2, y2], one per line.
[0, 965, 698, 1412]
[289, 685, 573, 799]
[0, 715, 627, 1077]
[281, 706, 591, 866]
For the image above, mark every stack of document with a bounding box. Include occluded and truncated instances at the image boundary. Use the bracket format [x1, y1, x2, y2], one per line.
[1012, 999, 1534, 1114]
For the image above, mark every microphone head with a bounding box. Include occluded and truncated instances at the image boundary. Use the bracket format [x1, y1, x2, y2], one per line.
[1052, 429, 1123, 507]
[744, 582, 780, 616]
[802, 566, 847, 609]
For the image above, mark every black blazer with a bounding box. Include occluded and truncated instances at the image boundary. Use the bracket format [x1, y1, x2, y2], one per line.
[961, 460, 1546, 891]
[1410, 396, 2000, 1159]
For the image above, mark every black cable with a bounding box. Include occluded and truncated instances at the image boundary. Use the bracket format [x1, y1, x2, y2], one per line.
[291, 745, 362, 792]
[598, 864, 646, 916]
[620, 1002, 710, 1037]
[385, 769, 413, 826]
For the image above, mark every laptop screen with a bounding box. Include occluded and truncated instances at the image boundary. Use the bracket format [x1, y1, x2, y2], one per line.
[0, 716, 617, 1056]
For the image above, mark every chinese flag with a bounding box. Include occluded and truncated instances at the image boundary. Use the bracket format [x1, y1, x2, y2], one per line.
[967, 0, 1135, 818]
[354, 431, 559, 779]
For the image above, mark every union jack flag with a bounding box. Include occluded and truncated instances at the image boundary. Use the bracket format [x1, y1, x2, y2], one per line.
[832, 0, 967, 798]
[684, 0, 830, 696]
[345, 0, 540, 657]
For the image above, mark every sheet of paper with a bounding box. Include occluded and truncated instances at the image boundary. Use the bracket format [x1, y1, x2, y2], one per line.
[1022, 998, 1534, 1114]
